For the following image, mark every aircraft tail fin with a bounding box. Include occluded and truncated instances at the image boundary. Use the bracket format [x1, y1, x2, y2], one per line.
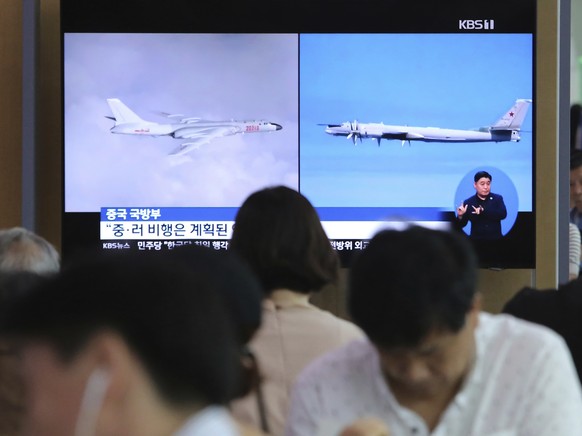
[489, 99, 533, 131]
[106, 98, 146, 126]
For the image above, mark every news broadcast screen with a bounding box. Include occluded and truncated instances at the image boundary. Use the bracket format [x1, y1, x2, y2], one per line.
[61, 0, 536, 268]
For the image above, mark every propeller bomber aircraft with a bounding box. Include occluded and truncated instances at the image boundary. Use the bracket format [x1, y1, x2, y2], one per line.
[319, 99, 532, 147]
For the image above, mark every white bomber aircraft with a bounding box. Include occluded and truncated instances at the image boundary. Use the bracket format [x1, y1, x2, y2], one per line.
[106, 98, 282, 156]
[319, 99, 532, 147]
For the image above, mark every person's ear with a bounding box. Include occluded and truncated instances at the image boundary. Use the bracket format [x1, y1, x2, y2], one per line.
[90, 331, 133, 403]
[78, 331, 138, 435]
[468, 293, 482, 328]
[472, 292, 482, 311]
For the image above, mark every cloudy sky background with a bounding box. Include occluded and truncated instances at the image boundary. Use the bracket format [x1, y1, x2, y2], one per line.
[64, 33, 298, 212]
[300, 33, 534, 218]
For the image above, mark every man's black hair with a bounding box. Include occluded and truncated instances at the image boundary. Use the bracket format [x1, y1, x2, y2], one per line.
[166, 245, 264, 400]
[166, 245, 263, 346]
[474, 171, 492, 183]
[571, 149, 582, 171]
[0, 250, 242, 406]
[502, 278, 582, 382]
[348, 226, 478, 349]
[571, 103, 582, 151]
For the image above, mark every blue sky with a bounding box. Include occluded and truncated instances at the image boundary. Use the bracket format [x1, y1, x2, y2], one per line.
[300, 33, 534, 216]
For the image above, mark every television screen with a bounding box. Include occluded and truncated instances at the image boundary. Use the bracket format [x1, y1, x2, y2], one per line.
[61, 0, 536, 269]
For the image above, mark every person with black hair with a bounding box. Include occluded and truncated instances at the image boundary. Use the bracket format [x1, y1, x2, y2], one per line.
[0, 271, 50, 436]
[456, 170, 507, 239]
[0, 227, 60, 436]
[166, 245, 268, 436]
[229, 186, 364, 436]
[286, 226, 582, 436]
[571, 103, 582, 152]
[570, 150, 582, 232]
[502, 277, 582, 384]
[0, 250, 251, 436]
[569, 150, 582, 276]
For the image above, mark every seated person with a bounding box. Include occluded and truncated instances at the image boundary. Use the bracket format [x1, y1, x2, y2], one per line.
[286, 226, 582, 436]
[167, 245, 268, 436]
[229, 186, 365, 435]
[0, 227, 60, 436]
[0, 227, 60, 276]
[0, 250, 255, 435]
[569, 149, 582, 274]
[502, 276, 582, 383]
[0, 272, 50, 436]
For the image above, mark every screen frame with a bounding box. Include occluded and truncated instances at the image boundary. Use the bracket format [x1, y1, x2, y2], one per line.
[60, 0, 542, 271]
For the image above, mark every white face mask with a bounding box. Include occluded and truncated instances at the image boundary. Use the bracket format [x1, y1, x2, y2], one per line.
[74, 368, 111, 436]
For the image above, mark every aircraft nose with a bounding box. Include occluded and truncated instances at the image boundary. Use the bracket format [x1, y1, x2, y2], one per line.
[273, 123, 282, 130]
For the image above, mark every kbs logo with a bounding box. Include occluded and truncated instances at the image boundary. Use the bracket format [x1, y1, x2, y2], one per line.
[459, 19, 494, 30]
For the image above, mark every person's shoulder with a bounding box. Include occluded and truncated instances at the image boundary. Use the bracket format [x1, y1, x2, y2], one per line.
[477, 312, 576, 379]
[294, 338, 372, 385]
[501, 286, 559, 315]
[503, 283, 582, 317]
[558, 277, 582, 300]
[480, 311, 549, 333]
[313, 309, 366, 337]
[478, 311, 566, 349]
[463, 193, 477, 203]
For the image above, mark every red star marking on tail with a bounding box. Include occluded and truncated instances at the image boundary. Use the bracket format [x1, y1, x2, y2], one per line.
[509, 111, 515, 117]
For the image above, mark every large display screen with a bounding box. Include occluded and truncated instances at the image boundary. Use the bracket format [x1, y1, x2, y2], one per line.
[61, 0, 536, 269]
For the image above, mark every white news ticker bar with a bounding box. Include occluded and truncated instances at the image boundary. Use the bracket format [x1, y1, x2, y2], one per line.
[100, 221, 235, 240]
[322, 221, 450, 239]
[100, 220, 449, 241]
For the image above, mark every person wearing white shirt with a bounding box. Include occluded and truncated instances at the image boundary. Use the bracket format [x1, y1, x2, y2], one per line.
[569, 222, 581, 281]
[174, 406, 240, 436]
[285, 226, 582, 436]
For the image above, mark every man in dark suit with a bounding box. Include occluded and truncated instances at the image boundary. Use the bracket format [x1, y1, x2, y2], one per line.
[456, 170, 507, 239]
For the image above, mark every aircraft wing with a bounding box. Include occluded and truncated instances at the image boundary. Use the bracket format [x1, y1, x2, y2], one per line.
[173, 116, 205, 124]
[174, 125, 240, 140]
[168, 137, 214, 156]
[158, 111, 204, 124]
[381, 131, 426, 140]
[168, 125, 240, 156]
[380, 131, 410, 140]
